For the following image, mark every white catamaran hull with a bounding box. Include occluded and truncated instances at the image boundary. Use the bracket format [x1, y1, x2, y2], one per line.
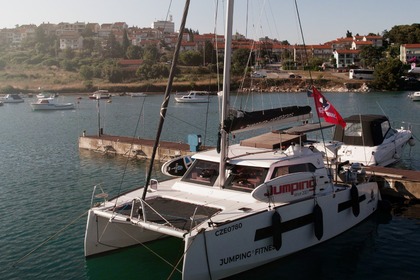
[85, 182, 378, 279]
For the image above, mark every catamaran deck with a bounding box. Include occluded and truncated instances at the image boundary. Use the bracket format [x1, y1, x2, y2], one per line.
[111, 196, 222, 231]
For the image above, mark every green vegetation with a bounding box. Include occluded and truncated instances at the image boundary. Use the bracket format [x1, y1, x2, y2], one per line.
[0, 24, 419, 92]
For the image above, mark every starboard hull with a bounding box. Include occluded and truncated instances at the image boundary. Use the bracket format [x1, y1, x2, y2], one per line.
[85, 182, 379, 279]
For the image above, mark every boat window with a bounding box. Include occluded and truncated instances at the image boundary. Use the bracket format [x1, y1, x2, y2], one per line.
[344, 122, 362, 137]
[381, 121, 394, 139]
[224, 166, 268, 192]
[182, 160, 219, 186]
[271, 163, 316, 179]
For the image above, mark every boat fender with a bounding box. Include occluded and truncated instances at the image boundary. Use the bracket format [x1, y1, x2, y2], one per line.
[409, 137, 415, 147]
[350, 184, 360, 217]
[313, 203, 323, 240]
[216, 131, 221, 153]
[272, 211, 282, 251]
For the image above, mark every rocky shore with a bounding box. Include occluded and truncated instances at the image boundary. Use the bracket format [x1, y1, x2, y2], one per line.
[239, 79, 372, 93]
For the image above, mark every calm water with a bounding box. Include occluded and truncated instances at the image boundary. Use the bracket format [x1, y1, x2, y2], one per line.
[1, 92, 420, 280]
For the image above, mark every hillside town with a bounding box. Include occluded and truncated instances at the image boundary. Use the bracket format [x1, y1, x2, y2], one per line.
[1, 19, 420, 69]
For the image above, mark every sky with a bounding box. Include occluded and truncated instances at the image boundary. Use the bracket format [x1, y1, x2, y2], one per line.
[1, 0, 419, 45]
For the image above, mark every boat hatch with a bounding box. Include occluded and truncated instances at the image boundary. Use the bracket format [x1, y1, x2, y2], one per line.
[240, 131, 306, 149]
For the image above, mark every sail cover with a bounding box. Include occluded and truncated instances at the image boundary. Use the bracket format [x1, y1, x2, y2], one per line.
[223, 105, 312, 133]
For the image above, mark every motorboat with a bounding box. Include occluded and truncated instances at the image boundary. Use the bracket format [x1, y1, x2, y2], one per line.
[309, 114, 414, 167]
[174, 91, 210, 103]
[30, 97, 74, 110]
[89, 90, 111, 100]
[130, 92, 147, 97]
[1, 94, 24, 103]
[84, 2, 381, 279]
[408, 91, 420, 101]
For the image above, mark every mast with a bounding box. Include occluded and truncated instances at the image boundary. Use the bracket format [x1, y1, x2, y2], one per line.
[218, 0, 234, 187]
[142, 0, 190, 200]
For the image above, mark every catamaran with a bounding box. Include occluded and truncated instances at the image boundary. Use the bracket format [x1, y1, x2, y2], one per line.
[84, 1, 381, 279]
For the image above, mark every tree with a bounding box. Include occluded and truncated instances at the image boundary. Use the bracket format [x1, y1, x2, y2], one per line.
[384, 24, 420, 44]
[179, 50, 202, 66]
[79, 65, 94, 80]
[103, 33, 123, 58]
[143, 44, 159, 62]
[126, 45, 143, 59]
[203, 40, 215, 65]
[371, 58, 404, 90]
[358, 45, 384, 68]
[122, 29, 130, 57]
[102, 64, 123, 83]
[82, 38, 95, 55]
[232, 48, 253, 75]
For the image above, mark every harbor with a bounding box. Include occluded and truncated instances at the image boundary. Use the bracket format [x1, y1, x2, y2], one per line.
[1, 92, 420, 279]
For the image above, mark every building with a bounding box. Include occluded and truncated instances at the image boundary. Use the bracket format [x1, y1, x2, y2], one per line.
[333, 49, 360, 68]
[152, 18, 175, 34]
[400, 44, 420, 64]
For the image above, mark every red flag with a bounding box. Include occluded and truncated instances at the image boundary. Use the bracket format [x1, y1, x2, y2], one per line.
[312, 86, 346, 128]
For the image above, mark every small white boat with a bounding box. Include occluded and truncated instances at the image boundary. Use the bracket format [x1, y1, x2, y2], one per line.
[174, 91, 210, 103]
[408, 91, 420, 101]
[89, 90, 111, 100]
[1, 94, 24, 103]
[130, 92, 147, 97]
[36, 92, 57, 99]
[30, 97, 74, 110]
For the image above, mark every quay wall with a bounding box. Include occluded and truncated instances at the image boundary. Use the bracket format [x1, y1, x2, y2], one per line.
[78, 134, 197, 161]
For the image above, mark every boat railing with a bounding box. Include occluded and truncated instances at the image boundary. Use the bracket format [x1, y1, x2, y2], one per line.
[90, 184, 108, 208]
[130, 196, 178, 229]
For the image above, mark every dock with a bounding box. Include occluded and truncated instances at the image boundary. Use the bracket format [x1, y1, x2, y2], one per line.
[365, 166, 420, 200]
[78, 134, 204, 161]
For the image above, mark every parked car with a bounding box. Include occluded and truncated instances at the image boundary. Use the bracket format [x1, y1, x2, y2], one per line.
[288, 73, 302, 79]
[251, 71, 267, 78]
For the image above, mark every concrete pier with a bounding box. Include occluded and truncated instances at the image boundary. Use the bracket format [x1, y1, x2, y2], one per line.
[78, 134, 203, 161]
[365, 166, 420, 200]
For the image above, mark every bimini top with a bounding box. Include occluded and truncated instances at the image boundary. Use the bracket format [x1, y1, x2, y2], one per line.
[333, 114, 391, 147]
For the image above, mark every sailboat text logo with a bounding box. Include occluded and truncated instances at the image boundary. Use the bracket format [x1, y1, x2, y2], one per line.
[266, 179, 315, 197]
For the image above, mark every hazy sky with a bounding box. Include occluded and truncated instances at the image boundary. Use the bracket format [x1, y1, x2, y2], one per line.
[1, 0, 419, 44]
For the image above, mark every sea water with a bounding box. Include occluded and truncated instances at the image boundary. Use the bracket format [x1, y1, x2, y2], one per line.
[1, 92, 419, 280]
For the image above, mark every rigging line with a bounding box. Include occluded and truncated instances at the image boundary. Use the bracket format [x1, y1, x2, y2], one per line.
[294, 0, 313, 83]
[166, 228, 211, 280]
[294, 0, 333, 172]
[142, 0, 190, 200]
[112, 97, 147, 209]
[110, 223, 182, 275]
[12, 210, 89, 268]
[236, 0, 268, 111]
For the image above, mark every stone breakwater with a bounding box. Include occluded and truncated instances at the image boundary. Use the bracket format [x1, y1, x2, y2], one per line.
[241, 81, 371, 93]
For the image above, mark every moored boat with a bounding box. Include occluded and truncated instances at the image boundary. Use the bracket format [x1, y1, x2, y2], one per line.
[89, 90, 111, 100]
[408, 91, 420, 101]
[130, 92, 147, 97]
[309, 114, 414, 167]
[1, 94, 24, 103]
[30, 97, 74, 110]
[174, 91, 210, 103]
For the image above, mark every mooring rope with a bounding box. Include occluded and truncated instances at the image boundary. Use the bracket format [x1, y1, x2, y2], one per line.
[12, 210, 89, 267]
[111, 223, 183, 275]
